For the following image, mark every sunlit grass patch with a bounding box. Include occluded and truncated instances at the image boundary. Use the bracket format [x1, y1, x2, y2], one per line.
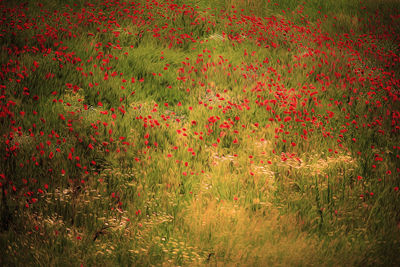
[179, 195, 361, 266]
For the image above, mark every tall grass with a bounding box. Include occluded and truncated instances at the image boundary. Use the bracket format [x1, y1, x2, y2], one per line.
[1, 0, 400, 266]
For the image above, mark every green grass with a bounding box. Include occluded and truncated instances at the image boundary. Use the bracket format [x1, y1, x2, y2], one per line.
[1, 0, 400, 266]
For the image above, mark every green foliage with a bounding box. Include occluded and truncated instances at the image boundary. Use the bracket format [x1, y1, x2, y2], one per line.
[1, 0, 400, 266]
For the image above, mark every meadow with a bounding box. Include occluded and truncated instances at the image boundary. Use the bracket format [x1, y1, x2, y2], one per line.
[0, 0, 400, 265]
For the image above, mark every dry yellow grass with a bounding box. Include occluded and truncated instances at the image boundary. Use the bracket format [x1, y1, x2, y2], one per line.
[178, 194, 359, 266]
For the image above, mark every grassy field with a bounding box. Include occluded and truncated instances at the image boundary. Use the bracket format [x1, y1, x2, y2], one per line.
[1, 0, 400, 265]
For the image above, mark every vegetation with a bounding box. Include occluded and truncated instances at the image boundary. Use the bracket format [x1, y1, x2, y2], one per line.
[1, 0, 400, 265]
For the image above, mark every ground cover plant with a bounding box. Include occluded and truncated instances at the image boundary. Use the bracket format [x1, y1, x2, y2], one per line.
[0, 0, 400, 265]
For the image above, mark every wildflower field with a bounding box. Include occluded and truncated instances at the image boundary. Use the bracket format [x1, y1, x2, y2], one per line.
[1, 0, 400, 265]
